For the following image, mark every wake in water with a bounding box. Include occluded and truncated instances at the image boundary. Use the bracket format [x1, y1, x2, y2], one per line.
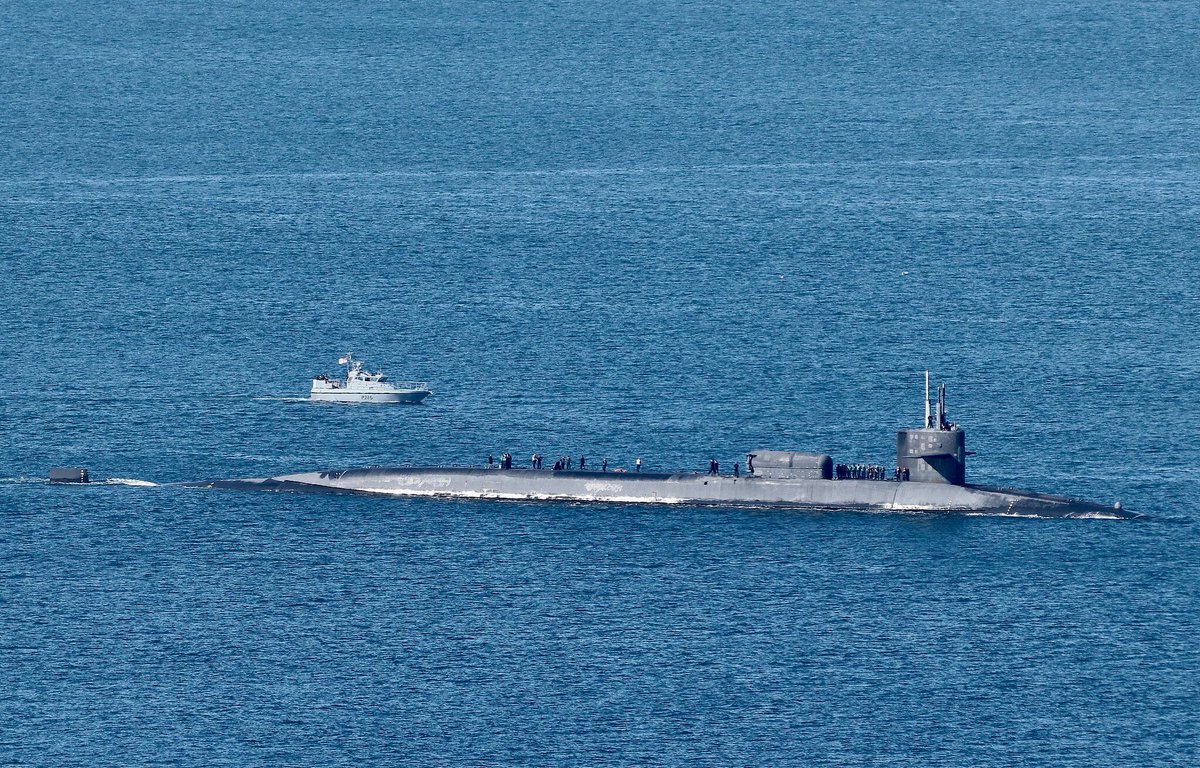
[0, 476, 52, 485]
[963, 508, 1136, 521]
[252, 396, 310, 403]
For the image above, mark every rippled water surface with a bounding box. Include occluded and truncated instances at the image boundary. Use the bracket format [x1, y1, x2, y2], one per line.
[2, 1, 1197, 765]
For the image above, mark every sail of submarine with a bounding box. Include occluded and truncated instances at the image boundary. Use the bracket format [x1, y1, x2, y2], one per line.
[195, 374, 1133, 519]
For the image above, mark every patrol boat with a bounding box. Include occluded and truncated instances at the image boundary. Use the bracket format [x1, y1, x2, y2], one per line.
[213, 374, 1131, 519]
[310, 354, 432, 404]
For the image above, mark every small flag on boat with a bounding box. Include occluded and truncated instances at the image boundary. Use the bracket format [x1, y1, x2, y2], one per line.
[338, 355, 350, 364]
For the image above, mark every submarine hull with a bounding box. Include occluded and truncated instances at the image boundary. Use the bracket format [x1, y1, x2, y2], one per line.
[194, 467, 1134, 519]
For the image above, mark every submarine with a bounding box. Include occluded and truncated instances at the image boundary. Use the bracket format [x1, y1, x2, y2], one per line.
[193, 374, 1134, 519]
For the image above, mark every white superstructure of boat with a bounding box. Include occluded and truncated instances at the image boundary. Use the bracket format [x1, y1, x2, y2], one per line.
[310, 354, 432, 403]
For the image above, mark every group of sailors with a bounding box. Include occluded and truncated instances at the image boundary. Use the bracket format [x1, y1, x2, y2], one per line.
[487, 453, 917, 482]
[490, 453, 748, 477]
[836, 463, 887, 480]
[486, 453, 515, 470]
[498, 454, 613, 472]
[708, 459, 741, 477]
[834, 463, 912, 481]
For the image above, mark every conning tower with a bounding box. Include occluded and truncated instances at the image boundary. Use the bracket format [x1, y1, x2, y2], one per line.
[896, 371, 966, 485]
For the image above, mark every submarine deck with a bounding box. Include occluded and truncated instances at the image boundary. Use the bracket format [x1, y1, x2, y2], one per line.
[190, 465, 1134, 519]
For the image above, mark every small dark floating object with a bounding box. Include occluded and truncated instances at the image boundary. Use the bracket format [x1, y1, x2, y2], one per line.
[49, 467, 89, 484]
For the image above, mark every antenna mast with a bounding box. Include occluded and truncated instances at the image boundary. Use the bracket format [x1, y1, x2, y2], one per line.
[924, 370, 931, 429]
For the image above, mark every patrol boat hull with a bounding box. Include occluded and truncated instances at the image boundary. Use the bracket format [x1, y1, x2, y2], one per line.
[309, 389, 431, 404]
[193, 466, 1134, 519]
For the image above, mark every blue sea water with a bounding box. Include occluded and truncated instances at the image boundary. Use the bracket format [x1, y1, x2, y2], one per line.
[1, 0, 1198, 764]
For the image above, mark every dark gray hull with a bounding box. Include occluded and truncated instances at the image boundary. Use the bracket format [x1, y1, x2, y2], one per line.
[192, 466, 1135, 519]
